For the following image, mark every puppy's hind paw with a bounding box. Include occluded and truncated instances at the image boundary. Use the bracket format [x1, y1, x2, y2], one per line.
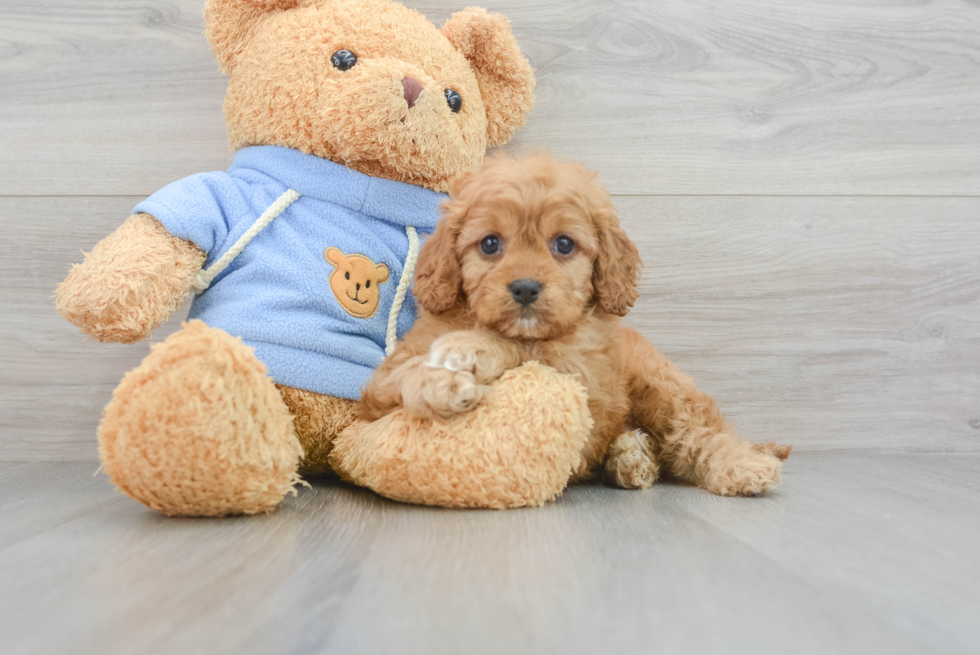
[753, 441, 793, 461]
[703, 451, 782, 497]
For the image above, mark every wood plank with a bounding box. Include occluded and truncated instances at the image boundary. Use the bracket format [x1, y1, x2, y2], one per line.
[0, 196, 187, 461]
[2, 195, 978, 460]
[617, 195, 980, 453]
[1, 0, 979, 196]
[2, 455, 977, 653]
[683, 452, 980, 652]
[0, 461, 122, 550]
[0, 464, 388, 655]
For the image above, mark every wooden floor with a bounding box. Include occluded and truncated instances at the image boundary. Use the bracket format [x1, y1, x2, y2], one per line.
[1, 0, 979, 653]
[1, 453, 979, 654]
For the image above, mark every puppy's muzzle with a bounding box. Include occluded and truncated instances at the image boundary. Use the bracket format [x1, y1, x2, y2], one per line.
[510, 279, 542, 306]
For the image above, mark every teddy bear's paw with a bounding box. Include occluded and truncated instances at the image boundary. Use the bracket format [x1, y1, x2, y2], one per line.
[605, 429, 660, 490]
[702, 449, 782, 497]
[404, 364, 486, 420]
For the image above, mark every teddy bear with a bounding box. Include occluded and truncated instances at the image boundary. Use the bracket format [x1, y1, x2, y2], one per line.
[55, 0, 593, 516]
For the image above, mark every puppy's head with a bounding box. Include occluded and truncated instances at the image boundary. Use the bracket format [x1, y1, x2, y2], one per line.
[413, 153, 641, 340]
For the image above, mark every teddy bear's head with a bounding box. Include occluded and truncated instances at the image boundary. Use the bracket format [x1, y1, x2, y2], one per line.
[325, 247, 391, 318]
[204, 0, 536, 192]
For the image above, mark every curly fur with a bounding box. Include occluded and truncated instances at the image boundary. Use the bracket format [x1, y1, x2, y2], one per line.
[361, 153, 790, 496]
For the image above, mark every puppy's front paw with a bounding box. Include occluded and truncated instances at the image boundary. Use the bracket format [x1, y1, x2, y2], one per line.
[403, 365, 485, 420]
[703, 451, 782, 496]
[425, 337, 478, 375]
[426, 332, 507, 384]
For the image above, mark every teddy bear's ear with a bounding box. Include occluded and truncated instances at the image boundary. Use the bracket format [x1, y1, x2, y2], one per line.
[442, 8, 536, 147]
[375, 263, 390, 284]
[204, 0, 303, 74]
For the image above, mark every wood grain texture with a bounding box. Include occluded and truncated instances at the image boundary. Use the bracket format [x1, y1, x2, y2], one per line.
[0, 454, 978, 654]
[1, 0, 979, 196]
[2, 195, 977, 460]
[3, 3, 978, 653]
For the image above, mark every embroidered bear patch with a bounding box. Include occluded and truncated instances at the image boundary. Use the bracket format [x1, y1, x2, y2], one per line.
[324, 247, 390, 319]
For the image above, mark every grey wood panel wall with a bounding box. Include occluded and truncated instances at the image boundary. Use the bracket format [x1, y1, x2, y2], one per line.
[2, 0, 979, 196]
[1, 0, 979, 461]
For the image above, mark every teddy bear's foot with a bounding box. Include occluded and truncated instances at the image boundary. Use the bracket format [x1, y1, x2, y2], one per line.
[605, 428, 660, 490]
[330, 362, 594, 509]
[98, 320, 303, 517]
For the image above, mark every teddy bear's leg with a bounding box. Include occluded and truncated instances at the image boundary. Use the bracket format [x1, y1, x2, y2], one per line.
[98, 320, 303, 517]
[330, 362, 593, 509]
[276, 386, 357, 475]
[604, 428, 661, 490]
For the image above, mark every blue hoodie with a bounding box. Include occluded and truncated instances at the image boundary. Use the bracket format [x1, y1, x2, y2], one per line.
[134, 145, 446, 400]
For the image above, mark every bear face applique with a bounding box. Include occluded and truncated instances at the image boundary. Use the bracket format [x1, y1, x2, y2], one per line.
[325, 247, 390, 319]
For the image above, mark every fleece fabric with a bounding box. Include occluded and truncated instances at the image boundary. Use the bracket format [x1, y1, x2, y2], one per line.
[134, 145, 446, 399]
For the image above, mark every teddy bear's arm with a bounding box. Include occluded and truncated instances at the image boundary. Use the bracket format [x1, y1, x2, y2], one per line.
[56, 214, 206, 344]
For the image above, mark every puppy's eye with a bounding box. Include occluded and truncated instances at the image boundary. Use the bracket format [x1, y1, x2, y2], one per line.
[365, 279, 371, 288]
[480, 235, 500, 255]
[555, 236, 575, 255]
[332, 50, 357, 71]
[445, 89, 462, 113]
[345, 271, 350, 280]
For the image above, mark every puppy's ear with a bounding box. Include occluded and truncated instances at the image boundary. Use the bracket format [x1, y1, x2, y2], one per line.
[442, 8, 536, 147]
[592, 205, 641, 317]
[205, 0, 302, 74]
[412, 203, 465, 315]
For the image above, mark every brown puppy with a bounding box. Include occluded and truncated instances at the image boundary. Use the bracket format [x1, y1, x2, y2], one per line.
[360, 154, 789, 496]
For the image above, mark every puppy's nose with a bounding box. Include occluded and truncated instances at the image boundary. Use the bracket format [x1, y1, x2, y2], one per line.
[402, 77, 424, 109]
[510, 279, 542, 306]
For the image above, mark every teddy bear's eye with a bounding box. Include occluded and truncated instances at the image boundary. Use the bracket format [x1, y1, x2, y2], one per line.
[332, 50, 357, 71]
[345, 271, 350, 280]
[445, 89, 462, 113]
[365, 280, 371, 288]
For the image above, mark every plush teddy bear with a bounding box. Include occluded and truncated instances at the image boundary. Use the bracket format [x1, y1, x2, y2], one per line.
[56, 0, 590, 516]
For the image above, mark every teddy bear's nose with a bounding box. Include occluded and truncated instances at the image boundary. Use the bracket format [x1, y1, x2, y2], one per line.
[402, 77, 424, 109]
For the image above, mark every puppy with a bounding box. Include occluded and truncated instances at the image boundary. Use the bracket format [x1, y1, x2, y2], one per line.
[360, 154, 790, 496]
